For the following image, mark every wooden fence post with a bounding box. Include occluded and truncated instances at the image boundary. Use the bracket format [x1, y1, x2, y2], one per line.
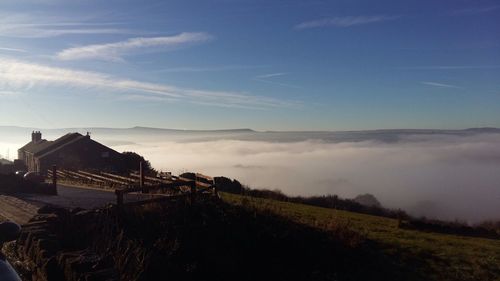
[190, 181, 196, 204]
[115, 189, 124, 210]
[140, 161, 148, 193]
[52, 165, 57, 188]
[213, 185, 219, 198]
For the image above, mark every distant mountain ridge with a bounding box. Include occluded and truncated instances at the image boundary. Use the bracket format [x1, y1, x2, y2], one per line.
[130, 126, 256, 133]
[2, 126, 500, 145]
[0, 126, 255, 134]
[1, 125, 499, 134]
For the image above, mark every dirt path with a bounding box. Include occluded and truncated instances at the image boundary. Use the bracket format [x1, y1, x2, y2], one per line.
[0, 184, 156, 224]
[0, 184, 116, 224]
[0, 195, 40, 225]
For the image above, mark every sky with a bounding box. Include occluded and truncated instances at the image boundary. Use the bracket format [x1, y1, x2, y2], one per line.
[0, 0, 499, 131]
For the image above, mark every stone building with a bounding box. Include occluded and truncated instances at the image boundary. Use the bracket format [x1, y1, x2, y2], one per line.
[18, 131, 124, 174]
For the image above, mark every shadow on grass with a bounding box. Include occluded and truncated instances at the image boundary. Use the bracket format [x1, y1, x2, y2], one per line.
[50, 198, 426, 281]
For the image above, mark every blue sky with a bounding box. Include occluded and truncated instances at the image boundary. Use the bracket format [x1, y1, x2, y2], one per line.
[0, 0, 499, 130]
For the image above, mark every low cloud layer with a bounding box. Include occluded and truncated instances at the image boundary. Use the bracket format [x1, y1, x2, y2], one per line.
[112, 134, 500, 223]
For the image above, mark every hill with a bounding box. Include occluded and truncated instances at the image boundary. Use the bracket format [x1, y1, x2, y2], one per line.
[6, 190, 499, 280]
[221, 193, 500, 281]
[2, 125, 500, 144]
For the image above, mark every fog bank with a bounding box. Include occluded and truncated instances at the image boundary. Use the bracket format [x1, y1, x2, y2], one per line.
[114, 134, 500, 223]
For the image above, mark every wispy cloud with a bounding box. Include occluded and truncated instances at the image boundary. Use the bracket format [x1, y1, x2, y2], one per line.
[421, 81, 461, 89]
[1, 27, 130, 38]
[0, 47, 27, 53]
[0, 13, 132, 38]
[256, 72, 287, 79]
[295, 15, 399, 30]
[153, 65, 269, 73]
[0, 22, 131, 38]
[254, 78, 301, 89]
[2, 0, 61, 3]
[253, 73, 300, 89]
[120, 94, 174, 102]
[0, 58, 296, 109]
[56, 32, 213, 62]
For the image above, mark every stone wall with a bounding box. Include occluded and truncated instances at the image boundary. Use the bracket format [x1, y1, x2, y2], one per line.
[16, 207, 116, 281]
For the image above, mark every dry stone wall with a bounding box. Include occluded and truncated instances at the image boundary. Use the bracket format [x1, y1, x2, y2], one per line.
[16, 207, 117, 281]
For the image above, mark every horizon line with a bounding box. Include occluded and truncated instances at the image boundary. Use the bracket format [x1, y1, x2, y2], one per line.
[1, 125, 499, 134]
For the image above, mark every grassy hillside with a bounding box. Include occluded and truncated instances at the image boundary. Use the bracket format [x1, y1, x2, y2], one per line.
[1, 192, 498, 280]
[17, 198, 422, 281]
[222, 193, 500, 281]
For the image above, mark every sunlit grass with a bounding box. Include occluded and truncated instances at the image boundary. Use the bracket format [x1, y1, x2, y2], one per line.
[222, 192, 500, 281]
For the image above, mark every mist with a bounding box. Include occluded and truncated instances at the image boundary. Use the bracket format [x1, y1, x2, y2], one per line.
[104, 133, 499, 223]
[2, 127, 500, 223]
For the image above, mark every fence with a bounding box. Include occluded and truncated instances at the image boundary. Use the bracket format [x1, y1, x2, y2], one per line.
[47, 164, 219, 210]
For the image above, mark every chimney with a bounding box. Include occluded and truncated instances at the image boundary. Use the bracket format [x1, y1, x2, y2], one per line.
[32, 131, 42, 143]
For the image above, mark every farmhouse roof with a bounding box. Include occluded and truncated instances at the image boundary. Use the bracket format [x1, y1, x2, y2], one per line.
[19, 139, 51, 153]
[19, 133, 84, 156]
[37, 134, 89, 159]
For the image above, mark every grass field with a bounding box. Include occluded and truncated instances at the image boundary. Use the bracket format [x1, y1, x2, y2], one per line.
[222, 193, 500, 281]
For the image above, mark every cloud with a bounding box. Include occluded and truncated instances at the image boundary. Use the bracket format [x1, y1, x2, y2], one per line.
[0, 23, 131, 38]
[253, 73, 300, 89]
[153, 65, 269, 73]
[256, 73, 287, 79]
[421, 81, 461, 89]
[56, 32, 213, 62]
[0, 13, 133, 38]
[1, 0, 61, 3]
[119, 94, 175, 102]
[253, 78, 301, 89]
[0, 57, 296, 109]
[108, 133, 500, 222]
[0, 47, 27, 53]
[295, 15, 399, 30]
